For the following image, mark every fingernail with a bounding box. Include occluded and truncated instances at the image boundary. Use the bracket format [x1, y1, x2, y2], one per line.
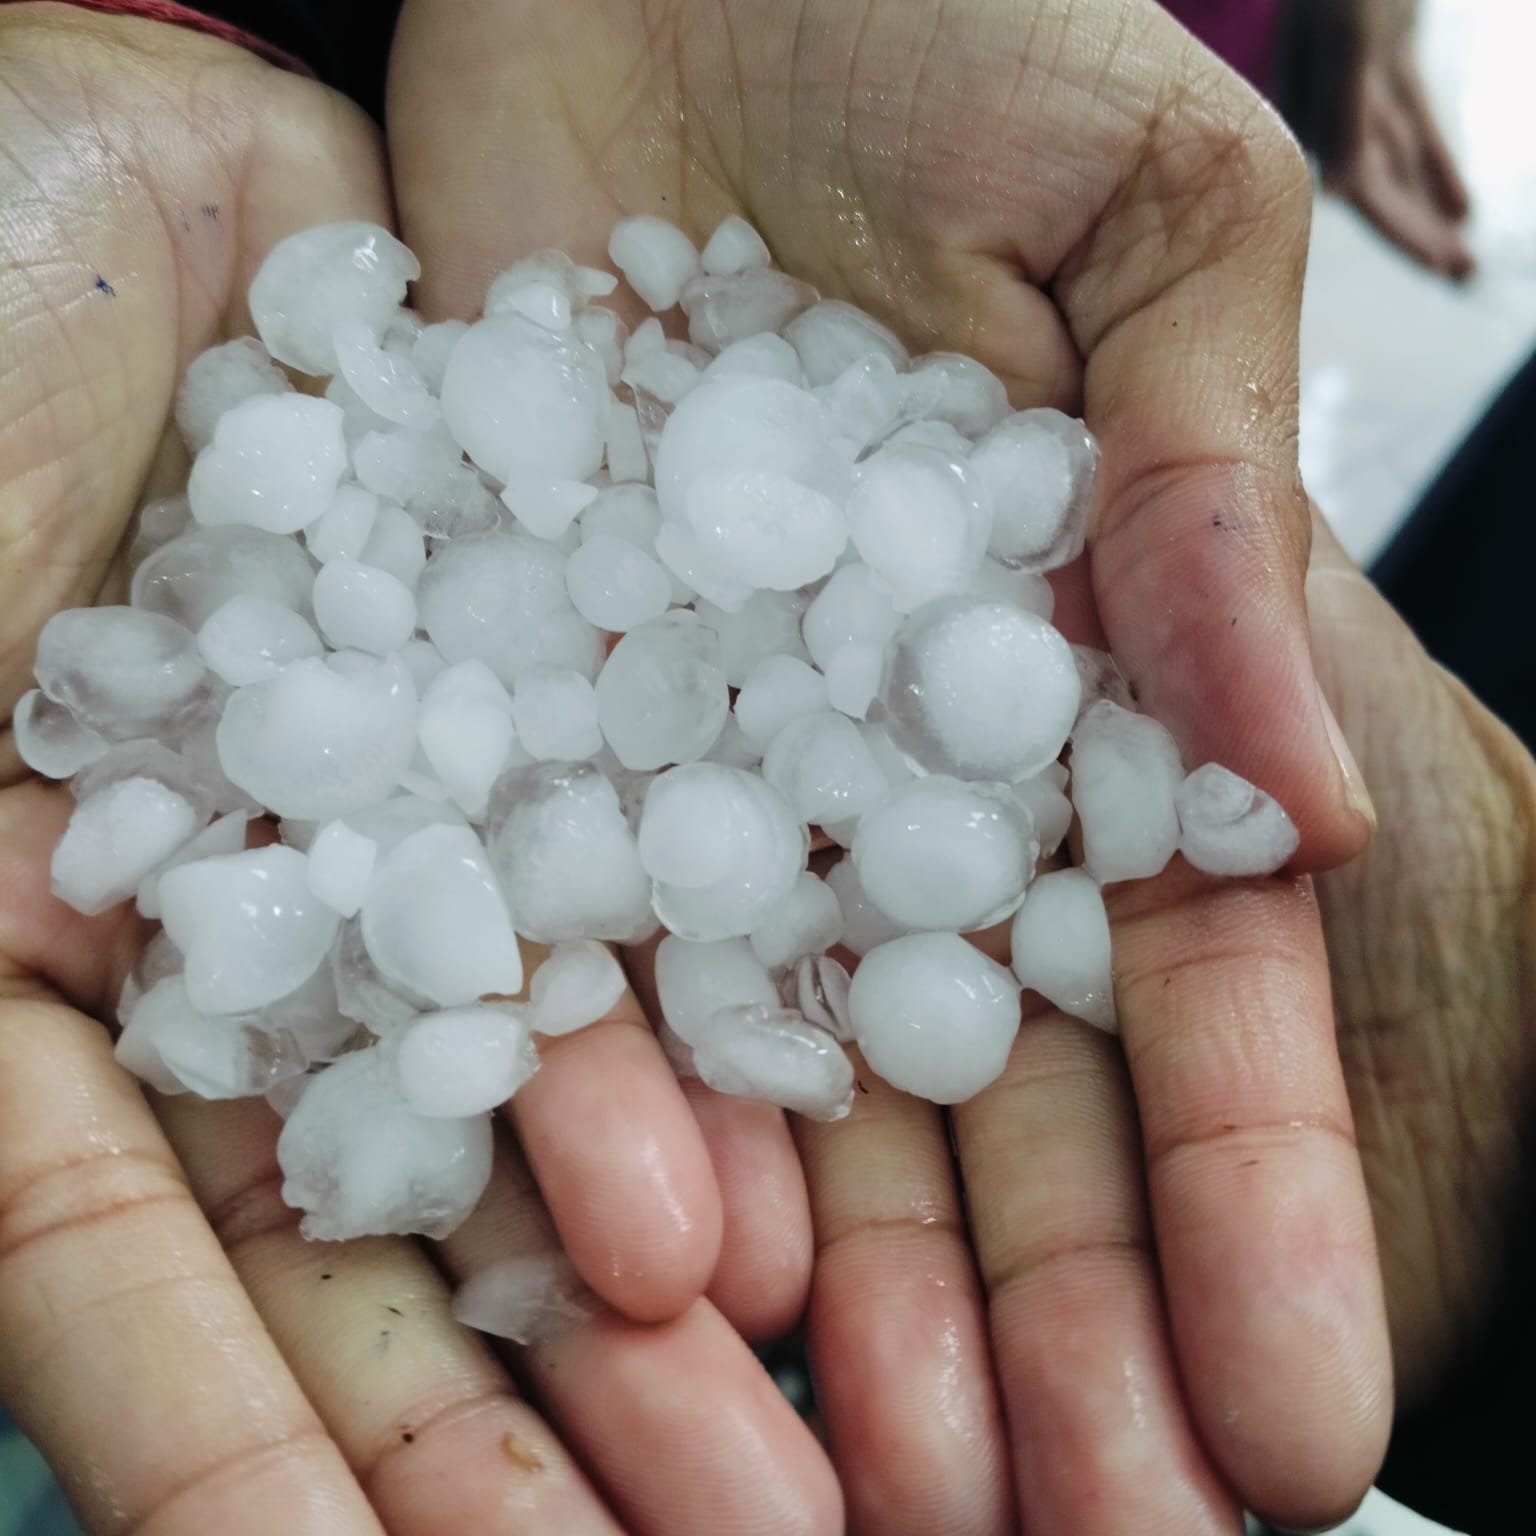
[1319, 689, 1376, 831]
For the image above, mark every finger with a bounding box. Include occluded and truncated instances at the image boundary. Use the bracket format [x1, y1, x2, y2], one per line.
[438, 1142, 843, 1536]
[157, 1093, 626, 1535]
[1110, 863, 1393, 1529]
[508, 943, 722, 1324]
[794, 1055, 1014, 1536]
[1348, 137, 1475, 278]
[952, 1004, 1243, 1535]
[1048, 27, 1373, 871]
[0, 995, 384, 1536]
[1389, 48, 1473, 222]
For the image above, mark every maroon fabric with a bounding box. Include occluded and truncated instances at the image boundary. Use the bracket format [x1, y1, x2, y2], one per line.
[1161, 0, 1285, 90]
[0, 0, 314, 76]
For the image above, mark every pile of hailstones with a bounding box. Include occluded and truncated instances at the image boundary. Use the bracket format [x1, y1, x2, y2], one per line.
[20, 216, 1299, 1260]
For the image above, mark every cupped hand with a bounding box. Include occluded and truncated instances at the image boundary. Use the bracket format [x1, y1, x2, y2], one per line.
[388, 2, 1392, 1531]
[0, 10, 829, 1535]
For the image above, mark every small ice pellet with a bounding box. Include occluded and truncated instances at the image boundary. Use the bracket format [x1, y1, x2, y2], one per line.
[131, 524, 315, 630]
[700, 215, 772, 276]
[306, 484, 380, 564]
[276, 1046, 492, 1241]
[903, 352, 1010, 438]
[160, 845, 340, 1014]
[528, 941, 627, 1035]
[333, 318, 439, 429]
[849, 933, 1021, 1104]
[13, 690, 108, 780]
[971, 409, 1099, 572]
[396, 1006, 540, 1117]
[761, 711, 889, 826]
[500, 471, 599, 541]
[188, 394, 348, 535]
[453, 1253, 594, 1345]
[564, 535, 672, 632]
[1009, 772, 1074, 858]
[823, 642, 883, 719]
[783, 299, 908, 388]
[853, 776, 1037, 932]
[485, 250, 580, 317]
[801, 563, 899, 671]
[881, 598, 1080, 782]
[127, 495, 193, 570]
[417, 660, 522, 819]
[494, 280, 573, 332]
[511, 667, 603, 761]
[608, 215, 702, 311]
[681, 268, 816, 352]
[654, 934, 780, 1046]
[249, 220, 420, 376]
[197, 594, 323, 686]
[595, 610, 729, 771]
[734, 655, 829, 751]
[749, 872, 844, 970]
[1071, 701, 1185, 884]
[621, 346, 701, 405]
[695, 1004, 854, 1121]
[825, 855, 911, 957]
[1175, 763, 1299, 878]
[51, 778, 200, 916]
[361, 823, 524, 1006]
[695, 590, 810, 686]
[175, 336, 290, 453]
[306, 820, 378, 917]
[1009, 869, 1116, 1031]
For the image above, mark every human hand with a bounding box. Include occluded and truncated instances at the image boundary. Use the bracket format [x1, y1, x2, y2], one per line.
[0, 10, 835, 1534]
[388, 2, 1391, 1531]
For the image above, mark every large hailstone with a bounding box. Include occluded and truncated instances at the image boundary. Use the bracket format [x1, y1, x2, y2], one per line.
[1071, 701, 1184, 884]
[595, 610, 729, 771]
[1009, 869, 1116, 1031]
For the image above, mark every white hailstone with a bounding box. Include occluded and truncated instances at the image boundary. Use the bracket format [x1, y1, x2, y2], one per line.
[637, 762, 754, 888]
[1072, 645, 1136, 716]
[528, 941, 627, 1035]
[418, 531, 603, 687]
[440, 315, 609, 483]
[581, 482, 662, 547]
[326, 371, 394, 443]
[1009, 771, 1074, 858]
[306, 484, 379, 564]
[761, 710, 889, 825]
[695, 590, 810, 686]
[499, 470, 598, 541]
[71, 738, 217, 820]
[397, 1005, 540, 1116]
[621, 346, 701, 405]
[251, 959, 357, 1062]
[331, 913, 431, 1032]
[648, 522, 740, 609]
[846, 440, 993, 611]
[972, 560, 1056, 619]
[783, 299, 908, 388]
[453, 1253, 594, 1345]
[333, 318, 439, 429]
[605, 397, 649, 481]
[217, 653, 418, 820]
[654, 934, 779, 1046]
[249, 221, 419, 375]
[701, 215, 772, 276]
[361, 823, 524, 1006]
[35, 606, 207, 741]
[880, 598, 1080, 782]
[51, 778, 199, 915]
[564, 534, 671, 632]
[695, 1004, 853, 1120]
[276, 1045, 493, 1240]
[703, 332, 803, 384]
[493, 280, 573, 332]
[137, 809, 251, 919]
[398, 638, 448, 694]
[160, 845, 339, 1014]
[781, 953, 855, 1042]
[1175, 764, 1299, 878]
[686, 467, 848, 591]
[608, 215, 701, 311]
[417, 661, 522, 820]
[411, 319, 468, 393]
[360, 504, 428, 589]
[131, 524, 314, 630]
[306, 820, 378, 917]
[485, 250, 582, 318]
[904, 352, 1010, 438]
[574, 307, 625, 382]
[704, 714, 762, 770]
[825, 855, 912, 957]
[680, 269, 817, 352]
[352, 428, 499, 542]
[595, 610, 728, 770]
[823, 642, 883, 719]
[1071, 701, 1184, 884]
[188, 394, 347, 534]
[734, 655, 829, 750]
[854, 776, 1038, 931]
[111, 976, 191, 1095]
[196, 595, 322, 686]
[818, 353, 909, 449]
[382, 309, 424, 353]
[311, 559, 417, 656]
[487, 761, 656, 943]
[1010, 869, 1116, 1031]
[850, 933, 1021, 1104]
[175, 336, 291, 452]
[800, 562, 899, 671]
[859, 721, 918, 786]
[749, 871, 844, 970]
[13, 690, 108, 779]
[127, 495, 193, 570]
[344, 795, 467, 852]
[511, 667, 603, 761]
[971, 409, 1099, 572]
[650, 769, 806, 942]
